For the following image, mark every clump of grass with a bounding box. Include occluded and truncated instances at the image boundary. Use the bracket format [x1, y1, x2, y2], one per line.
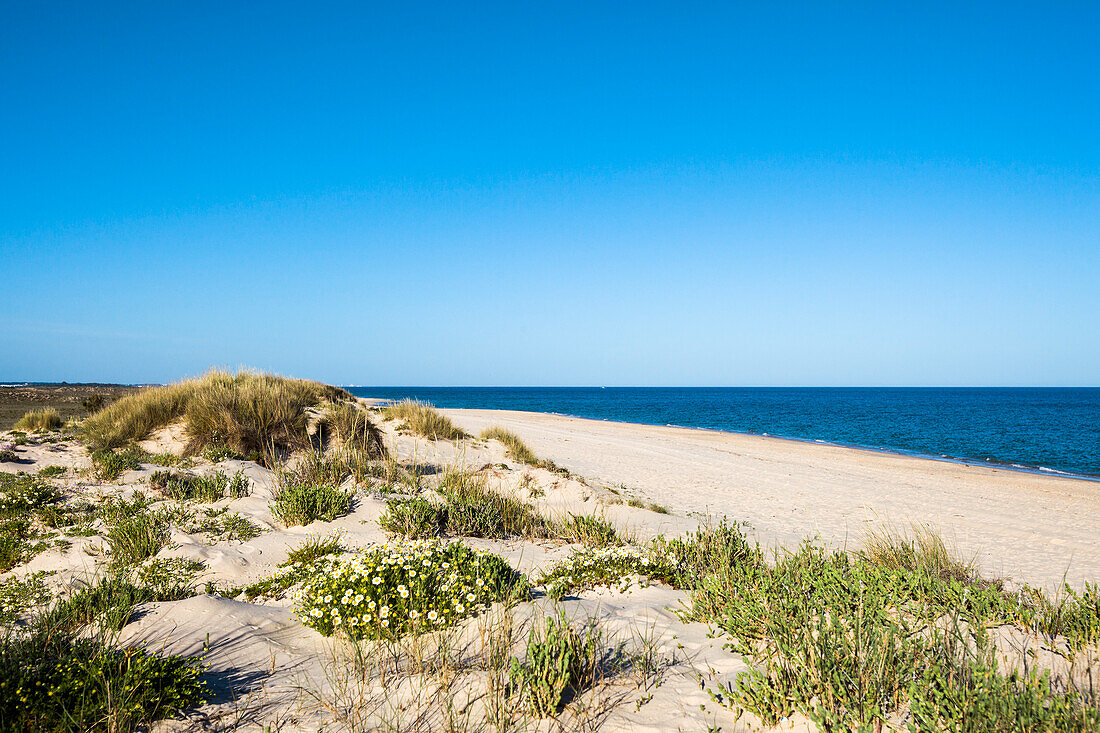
[378, 497, 445, 538]
[437, 469, 552, 539]
[149, 469, 249, 503]
[37, 464, 67, 478]
[322, 402, 387, 459]
[270, 470, 353, 527]
[558, 514, 622, 548]
[672, 523, 1100, 730]
[184, 507, 263, 542]
[90, 447, 145, 481]
[479, 426, 572, 475]
[103, 501, 170, 566]
[480, 426, 540, 464]
[286, 533, 346, 565]
[14, 408, 62, 431]
[0, 474, 61, 571]
[860, 523, 976, 584]
[382, 400, 468, 441]
[510, 611, 607, 716]
[81, 369, 353, 455]
[0, 448, 17, 463]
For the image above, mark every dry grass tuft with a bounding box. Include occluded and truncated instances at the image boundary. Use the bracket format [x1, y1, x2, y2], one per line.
[322, 402, 387, 459]
[81, 370, 353, 456]
[381, 400, 468, 441]
[14, 408, 62, 431]
[860, 523, 976, 584]
[480, 426, 539, 464]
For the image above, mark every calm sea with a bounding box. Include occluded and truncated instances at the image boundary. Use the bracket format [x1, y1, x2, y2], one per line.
[345, 387, 1100, 480]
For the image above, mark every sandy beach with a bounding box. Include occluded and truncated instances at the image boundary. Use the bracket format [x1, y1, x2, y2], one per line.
[444, 408, 1100, 591]
[2, 389, 1098, 731]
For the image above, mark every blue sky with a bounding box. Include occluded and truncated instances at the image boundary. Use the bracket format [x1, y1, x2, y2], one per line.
[2, 2, 1097, 386]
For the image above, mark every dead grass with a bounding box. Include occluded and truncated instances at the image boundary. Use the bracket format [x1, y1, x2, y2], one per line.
[14, 408, 62, 431]
[81, 370, 353, 456]
[381, 400, 468, 441]
[860, 523, 977, 584]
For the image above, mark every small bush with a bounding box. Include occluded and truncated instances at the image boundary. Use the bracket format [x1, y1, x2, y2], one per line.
[510, 612, 606, 716]
[382, 400, 468, 441]
[534, 545, 677, 600]
[270, 479, 353, 527]
[184, 507, 263, 542]
[14, 408, 62, 431]
[378, 497, 445, 538]
[81, 393, 108, 413]
[558, 514, 621, 548]
[293, 540, 525, 639]
[0, 449, 17, 463]
[37, 465, 67, 478]
[91, 447, 144, 481]
[0, 630, 206, 732]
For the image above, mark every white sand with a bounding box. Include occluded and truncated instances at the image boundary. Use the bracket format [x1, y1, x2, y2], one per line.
[444, 408, 1100, 591]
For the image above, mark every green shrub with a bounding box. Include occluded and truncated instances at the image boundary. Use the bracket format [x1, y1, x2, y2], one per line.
[534, 545, 677, 600]
[270, 477, 353, 527]
[14, 408, 62, 431]
[378, 497, 445, 538]
[510, 612, 605, 717]
[286, 533, 346, 566]
[0, 474, 59, 571]
[81, 393, 108, 413]
[91, 448, 144, 481]
[381, 400, 468, 441]
[0, 572, 53, 625]
[0, 630, 205, 731]
[37, 465, 67, 478]
[437, 469, 551, 539]
[558, 514, 621, 548]
[0, 449, 17, 463]
[294, 540, 525, 640]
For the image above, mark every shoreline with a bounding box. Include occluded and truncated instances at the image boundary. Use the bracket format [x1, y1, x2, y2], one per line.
[435, 406, 1100, 591]
[363, 397, 1100, 483]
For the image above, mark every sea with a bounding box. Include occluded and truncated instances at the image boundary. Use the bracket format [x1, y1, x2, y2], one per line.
[345, 387, 1100, 480]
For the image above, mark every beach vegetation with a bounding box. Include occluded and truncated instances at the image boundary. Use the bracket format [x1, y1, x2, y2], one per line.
[534, 544, 678, 600]
[270, 472, 353, 527]
[436, 468, 553, 539]
[37, 464, 67, 478]
[381, 399, 468, 441]
[293, 540, 526, 640]
[182, 506, 263, 542]
[479, 425, 573, 475]
[0, 449, 17, 463]
[14, 407, 62, 431]
[80, 369, 353, 456]
[510, 611, 606, 716]
[557, 513, 623, 547]
[149, 468, 249, 503]
[103, 501, 170, 566]
[378, 496, 445, 538]
[322, 402, 387, 459]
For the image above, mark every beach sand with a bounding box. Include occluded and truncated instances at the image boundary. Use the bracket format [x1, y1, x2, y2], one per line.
[445, 408, 1100, 591]
[2, 405, 1097, 731]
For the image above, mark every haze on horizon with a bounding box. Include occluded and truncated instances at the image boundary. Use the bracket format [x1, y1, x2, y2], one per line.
[2, 2, 1098, 387]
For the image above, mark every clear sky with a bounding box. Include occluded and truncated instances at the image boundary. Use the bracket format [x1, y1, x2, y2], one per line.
[2, 2, 1098, 386]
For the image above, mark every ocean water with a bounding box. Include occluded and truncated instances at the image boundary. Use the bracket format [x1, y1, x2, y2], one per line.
[346, 387, 1100, 480]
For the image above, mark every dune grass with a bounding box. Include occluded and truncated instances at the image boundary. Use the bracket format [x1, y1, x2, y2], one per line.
[322, 402, 386, 458]
[14, 407, 62, 431]
[382, 399, 468, 441]
[479, 425, 573, 476]
[81, 370, 354, 456]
